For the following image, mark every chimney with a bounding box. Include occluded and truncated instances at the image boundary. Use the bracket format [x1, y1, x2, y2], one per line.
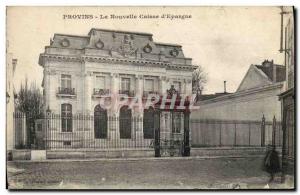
[224, 81, 227, 93]
[273, 64, 277, 83]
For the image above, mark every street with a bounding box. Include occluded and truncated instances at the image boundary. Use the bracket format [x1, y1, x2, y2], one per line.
[7, 157, 294, 189]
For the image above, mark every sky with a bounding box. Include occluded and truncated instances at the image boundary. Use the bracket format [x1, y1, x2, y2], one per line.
[7, 6, 289, 94]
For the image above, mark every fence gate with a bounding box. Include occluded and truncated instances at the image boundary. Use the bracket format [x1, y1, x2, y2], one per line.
[154, 110, 190, 157]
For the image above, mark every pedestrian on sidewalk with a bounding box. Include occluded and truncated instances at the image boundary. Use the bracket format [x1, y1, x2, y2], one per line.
[264, 145, 281, 182]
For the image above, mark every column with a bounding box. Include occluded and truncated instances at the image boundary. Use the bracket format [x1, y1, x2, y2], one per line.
[84, 71, 93, 114]
[183, 110, 191, 156]
[184, 78, 192, 95]
[135, 75, 144, 97]
[110, 73, 119, 94]
[134, 75, 144, 144]
[154, 109, 161, 157]
[159, 76, 169, 95]
[109, 73, 120, 143]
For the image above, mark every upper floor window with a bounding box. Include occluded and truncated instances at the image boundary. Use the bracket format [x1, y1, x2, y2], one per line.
[121, 78, 130, 91]
[61, 74, 71, 89]
[145, 79, 154, 92]
[95, 76, 105, 89]
[173, 81, 181, 93]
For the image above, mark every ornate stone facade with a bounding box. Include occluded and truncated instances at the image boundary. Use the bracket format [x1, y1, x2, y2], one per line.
[39, 28, 197, 146]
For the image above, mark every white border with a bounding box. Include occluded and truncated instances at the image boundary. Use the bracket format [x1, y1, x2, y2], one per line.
[1, 0, 299, 194]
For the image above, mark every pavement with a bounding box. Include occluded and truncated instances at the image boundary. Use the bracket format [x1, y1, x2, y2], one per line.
[7, 156, 295, 190]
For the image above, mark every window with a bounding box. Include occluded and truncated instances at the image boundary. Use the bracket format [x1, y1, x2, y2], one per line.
[173, 112, 182, 134]
[121, 78, 130, 91]
[61, 104, 72, 132]
[94, 105, 108, 139]
[61, 74, 71, 89]
[63, 141, 71, 146]
[173, 81, 181, 93]
[143, 107, 154, 139]
[145, 79, 154, 92]
[95, 76, 105, 89]
[119, 106, 132, 139]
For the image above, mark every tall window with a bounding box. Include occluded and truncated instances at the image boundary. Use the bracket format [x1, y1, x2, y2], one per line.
[95, 76, 105, 89]
[61, 104, 72, 132]
[94, 105, 108, 139]
[173, 81, 181, 93]
[119, 106, 132, 139]
[121, 78, 130, 91]
[61, 74, 71, 89]
[145, 79, 154, 92]
[143, 107, 154, 139]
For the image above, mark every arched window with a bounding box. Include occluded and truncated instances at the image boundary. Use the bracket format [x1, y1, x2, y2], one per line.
[61, 104, 72, 132]
[119, 106, 132, 139]
[94, 105, 108, 139]
[143, 107, 154, 139]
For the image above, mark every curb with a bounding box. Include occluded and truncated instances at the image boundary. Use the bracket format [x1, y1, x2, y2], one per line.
[8, 155, 265, 163]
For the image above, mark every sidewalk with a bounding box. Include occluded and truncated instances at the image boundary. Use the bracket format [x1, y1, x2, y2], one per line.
[7, 156, 294, 190]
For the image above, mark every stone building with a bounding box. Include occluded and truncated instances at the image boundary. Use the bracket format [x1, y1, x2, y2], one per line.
[38, 28, 196, 150]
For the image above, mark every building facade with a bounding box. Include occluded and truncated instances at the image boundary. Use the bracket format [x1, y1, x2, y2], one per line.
[279, 8, 295, 176]
[190, 60, 285, 147]
[39, 28, 196, 150]
[191, 60, 285, 121]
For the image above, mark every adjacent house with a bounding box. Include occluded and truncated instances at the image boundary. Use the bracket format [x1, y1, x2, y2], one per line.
[191, 60, 285, 121]
[190, 60, 285, 147]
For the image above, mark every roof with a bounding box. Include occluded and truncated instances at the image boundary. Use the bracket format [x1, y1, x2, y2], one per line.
[41, 28, 195, 67]
[197, 92, 231, 101]
[255, 64, 286, 82]
[89, 28, 153, 36]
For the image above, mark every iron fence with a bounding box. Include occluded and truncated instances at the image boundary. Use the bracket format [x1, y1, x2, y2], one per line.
[41, 113, 154, 149]
[190, 116, 282, 147]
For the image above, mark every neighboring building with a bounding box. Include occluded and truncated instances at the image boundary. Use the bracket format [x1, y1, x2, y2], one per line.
[279, 8, 295, 176]
[6, 46, 17, 152]
[191, 60, 286, 121]
[38, 28, 196, 150]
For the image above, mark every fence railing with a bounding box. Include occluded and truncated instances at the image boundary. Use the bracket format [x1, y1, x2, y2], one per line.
[13, 112, 27, 149]
[190, 116, 282, 147]
[40, 113, 154, 150]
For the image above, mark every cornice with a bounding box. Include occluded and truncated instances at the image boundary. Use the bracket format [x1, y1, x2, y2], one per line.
[39, 53, 196, 71]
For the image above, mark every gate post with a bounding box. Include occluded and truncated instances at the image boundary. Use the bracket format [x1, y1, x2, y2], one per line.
[272, 115, 277, 147]
[261, 115, 265, 147]
[45, 107, 51, 150]
[154, 109, 160, 157]
[183, 110, 190, 156]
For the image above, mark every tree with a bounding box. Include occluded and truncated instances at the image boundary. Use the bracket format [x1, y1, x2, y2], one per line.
[192, 66, 207, 94]
[16, 78, 44, 147]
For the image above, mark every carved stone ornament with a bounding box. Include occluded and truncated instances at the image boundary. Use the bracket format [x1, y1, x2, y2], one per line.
[61, 38, 70, 47]
[118, 34, 137, 57]
[143, 43, 152, 53]
[170, 48, 179, 57]
[95, 39, 104, 49]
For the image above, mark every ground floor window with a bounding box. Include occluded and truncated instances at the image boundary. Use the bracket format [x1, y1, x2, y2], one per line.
[119, 106, 132, 139]
[94, 105, 108, 139]
[143, 107, 154, 139]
